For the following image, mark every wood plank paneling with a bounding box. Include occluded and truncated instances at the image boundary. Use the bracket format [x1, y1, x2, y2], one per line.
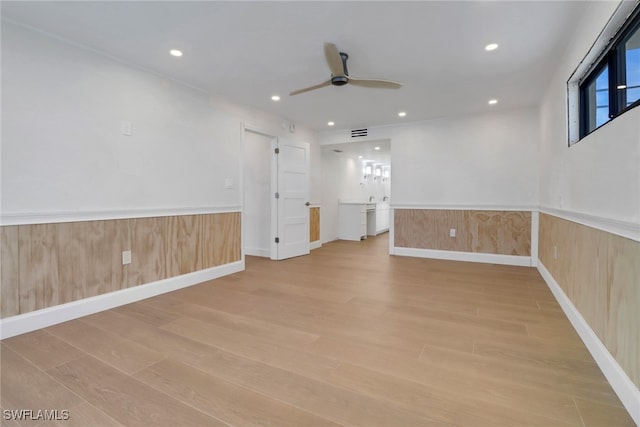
[1, 212, 240, 319]
[130, 216, 169, 287]
[1, 226, 19, 317]
[309, 207, 320, 242]
[394, 209, 530, 256]
[56, 220, 129, 304]
[203, 212, 241, 268]
[166, 215, 202, 276]
[466, 211, 530, 255]
[18, 223, 60, 312]
[539, 213, 640, 390]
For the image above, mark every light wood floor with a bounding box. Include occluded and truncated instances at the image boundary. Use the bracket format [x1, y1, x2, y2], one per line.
[1, 234, 635, 426]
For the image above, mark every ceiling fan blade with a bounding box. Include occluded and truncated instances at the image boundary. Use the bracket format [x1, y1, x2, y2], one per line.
[289, 80, 332, 96]
[348, 77, 403, 89]
[324, 43, 345, 76]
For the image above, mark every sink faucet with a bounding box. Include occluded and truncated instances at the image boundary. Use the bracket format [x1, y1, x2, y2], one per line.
[369, 196, 374, 202]
[383, 196, 389, 201]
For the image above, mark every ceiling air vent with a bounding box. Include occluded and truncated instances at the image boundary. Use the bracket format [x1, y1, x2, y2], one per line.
[351, 128, 368, 138]
[332, 149, 343, 153]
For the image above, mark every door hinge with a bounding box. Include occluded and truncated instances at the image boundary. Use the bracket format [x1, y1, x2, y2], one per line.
[275, 237, 280, 243]
[274, 147, 280, 154]
[275, 192, 280, 199]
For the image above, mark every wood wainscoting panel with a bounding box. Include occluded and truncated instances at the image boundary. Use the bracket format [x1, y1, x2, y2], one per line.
[1, 226, 20, 318]
[18, 223, 61, 313]
[394, 209, 468, 252]
[466, 211, 530, 256]
[2, 212, 240, 319]
[203, 212, 241, 268]
[539, 213, 640, 389]
[129, 216, 170, 287]
[310, 207, 320, 242]
[166, 215, 202, 277]
[394, 209, 530, 256]
[606, 234, 640, 388]
[56, 220, 130, 304]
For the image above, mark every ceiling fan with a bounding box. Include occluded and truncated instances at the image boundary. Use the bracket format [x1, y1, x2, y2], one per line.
[289, 43, 403, 96]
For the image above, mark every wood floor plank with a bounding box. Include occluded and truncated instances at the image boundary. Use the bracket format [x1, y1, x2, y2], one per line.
[78, 310, 223, 367]
[45, 320, 163, 374]
[573, 397, 636, 427]
[0, 344, 83, 417]
[186, 346, 448, 426]
[135, 358, 341, 427]
[139, 296, 319, 346]
[3, 330, 84, 371]
[418, 342, 624, 408]
[47, 356, 227, 427]
[328, 362, 579, 427]
[160, 317, 340, 381]
[111, 301, 181, 327]
[307, 335, 584, 426]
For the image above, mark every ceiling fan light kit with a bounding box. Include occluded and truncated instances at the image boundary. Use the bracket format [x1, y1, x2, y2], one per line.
[289, 43, 402, 96]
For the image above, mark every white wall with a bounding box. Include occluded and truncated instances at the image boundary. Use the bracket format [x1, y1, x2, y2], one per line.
[320, 107, 540, 209]
[539, 1, 640, 224]
[1, 21, 320, 223]
[243, 131, 272, 256]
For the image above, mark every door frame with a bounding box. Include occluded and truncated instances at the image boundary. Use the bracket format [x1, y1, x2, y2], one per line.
[241, 124, 277, 260]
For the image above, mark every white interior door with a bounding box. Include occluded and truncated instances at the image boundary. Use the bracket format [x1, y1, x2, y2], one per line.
[271, 138, 310, 260]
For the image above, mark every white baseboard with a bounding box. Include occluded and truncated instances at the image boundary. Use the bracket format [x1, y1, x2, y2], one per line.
[0, 261, 244, 340]
[393, 247, 532, 267]
[245, 247, 270, 257]
[537, 261, 640, 425]
[310, 240, 322, 250]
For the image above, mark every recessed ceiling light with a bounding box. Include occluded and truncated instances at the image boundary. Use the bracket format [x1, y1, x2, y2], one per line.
[485, 43, 499, 51]
[358, 155, 363, 159]
[271, 95, 280, 102]
[374, 146, 381, 150]
[169, 49, 183, 57]
[488, 99, 498, 105]
[327, 121, 335, 126]
[398, 111, 407, 117]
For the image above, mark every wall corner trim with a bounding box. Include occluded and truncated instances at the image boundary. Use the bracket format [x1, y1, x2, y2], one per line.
[393, 247, 532, 267]
[537, 261, 640, 425]
[0, 261, 244, 340]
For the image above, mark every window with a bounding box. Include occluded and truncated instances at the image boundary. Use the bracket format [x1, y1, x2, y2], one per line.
[579, 6, 640, 139]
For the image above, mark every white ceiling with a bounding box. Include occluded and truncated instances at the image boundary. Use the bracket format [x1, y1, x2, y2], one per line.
[2, 1, 588, 132]
[323, 139, 391, 165]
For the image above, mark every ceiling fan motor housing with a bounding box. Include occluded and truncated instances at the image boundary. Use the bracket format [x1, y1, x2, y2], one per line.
[331, 52, 350, 86]
[331, 76, 349, 86]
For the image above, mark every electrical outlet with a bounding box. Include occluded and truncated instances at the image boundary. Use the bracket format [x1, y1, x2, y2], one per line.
[449, 228, 456, 238]
[122, 250, 132, 265]
[553, 246, 558, 260]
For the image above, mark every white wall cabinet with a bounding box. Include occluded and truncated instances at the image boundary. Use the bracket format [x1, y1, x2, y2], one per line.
[375, 202, 390, 234]
[338, 203, 367, 241]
